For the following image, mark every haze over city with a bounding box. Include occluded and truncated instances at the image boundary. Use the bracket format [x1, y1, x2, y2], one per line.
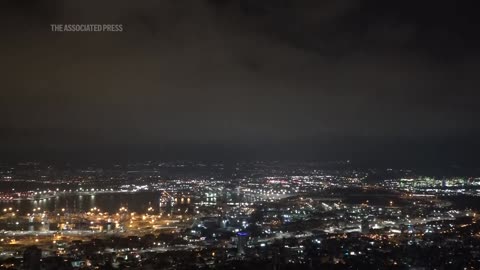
[1, 0, 480, 269]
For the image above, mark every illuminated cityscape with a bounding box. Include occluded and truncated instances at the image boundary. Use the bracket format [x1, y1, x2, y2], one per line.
[0, 161, 479, 269]
[2, 0, 480, 269]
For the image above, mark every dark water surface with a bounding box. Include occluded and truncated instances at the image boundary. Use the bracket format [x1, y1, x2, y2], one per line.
[0, 192, 193, 215]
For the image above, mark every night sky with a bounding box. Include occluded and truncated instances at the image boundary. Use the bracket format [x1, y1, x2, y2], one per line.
[1, 0, 480, 164]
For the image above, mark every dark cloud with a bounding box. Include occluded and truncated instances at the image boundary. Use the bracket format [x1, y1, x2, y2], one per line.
[1, 0, 480, 162]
